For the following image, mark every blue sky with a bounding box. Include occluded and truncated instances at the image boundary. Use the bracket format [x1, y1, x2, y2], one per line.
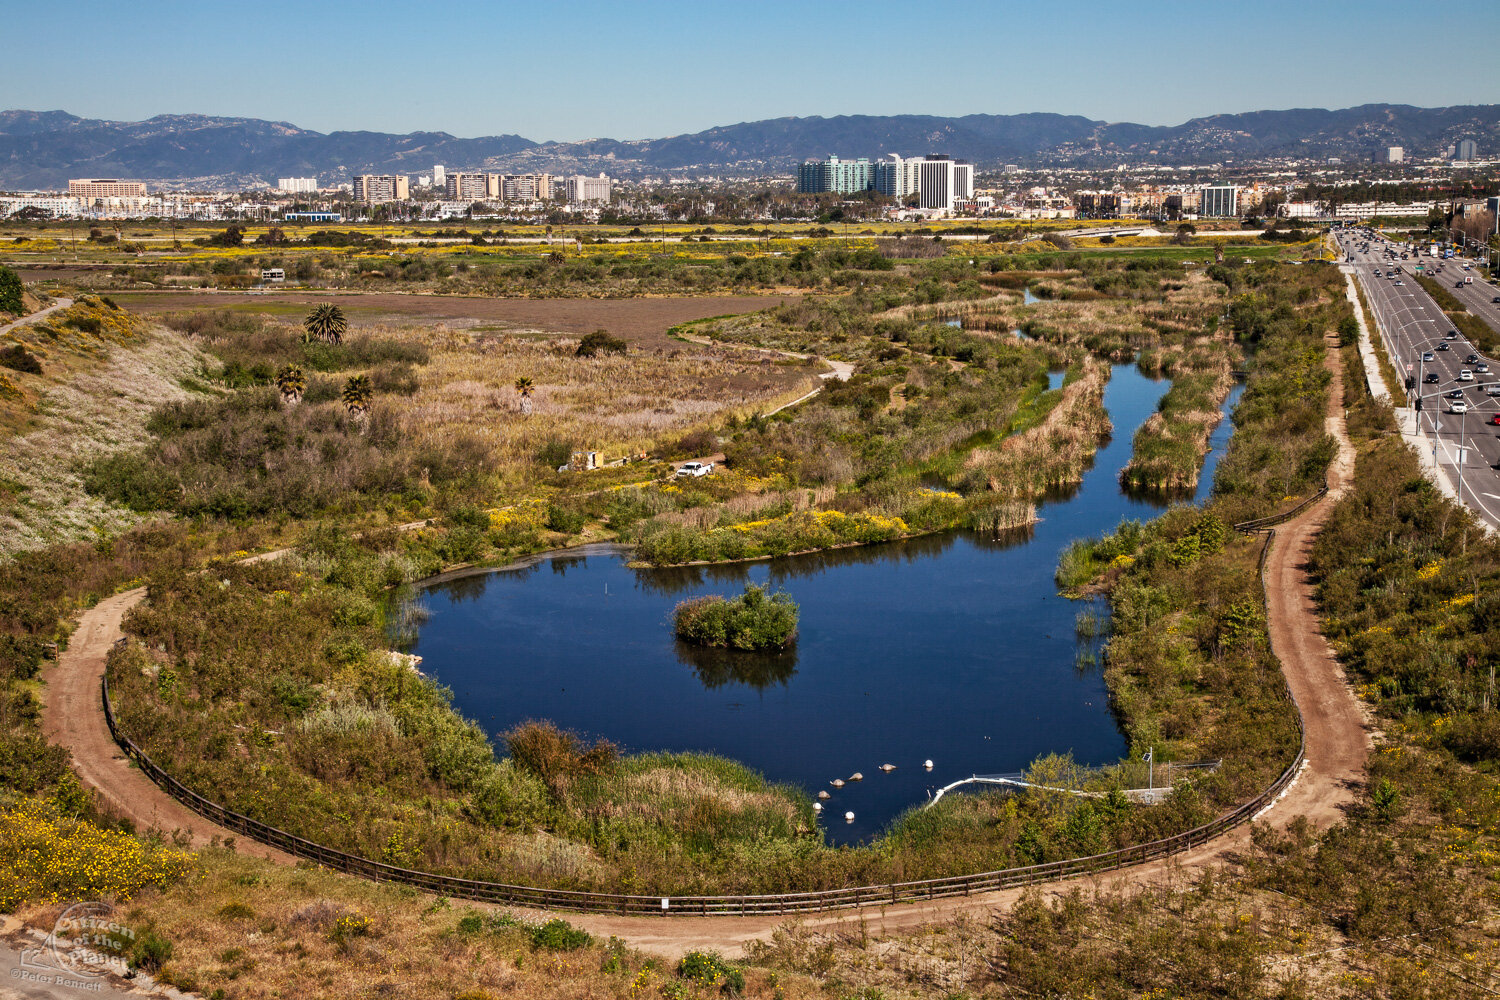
[6, 0, 1497, 141]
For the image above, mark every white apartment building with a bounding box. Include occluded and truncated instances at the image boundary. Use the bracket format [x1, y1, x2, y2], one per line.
[874, 155, 973, 213]
[1386, 147, 1404, 164]
[433, 165, 446, 186]
[563, 173, 612, 203]
[277, 177, 318, 193]
[0, 195, 83, 218]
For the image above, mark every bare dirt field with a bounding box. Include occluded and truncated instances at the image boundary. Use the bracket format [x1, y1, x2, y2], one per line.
[107, 291, 804, 350]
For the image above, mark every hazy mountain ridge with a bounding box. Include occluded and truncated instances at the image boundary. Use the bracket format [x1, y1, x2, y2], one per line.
[0, 104, 1495, 188]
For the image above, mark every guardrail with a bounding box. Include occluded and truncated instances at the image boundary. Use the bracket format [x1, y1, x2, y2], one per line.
[101, 656, 1306, 916]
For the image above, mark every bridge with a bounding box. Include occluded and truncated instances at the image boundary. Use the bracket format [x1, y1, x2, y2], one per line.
[927, 759, 1221, 808]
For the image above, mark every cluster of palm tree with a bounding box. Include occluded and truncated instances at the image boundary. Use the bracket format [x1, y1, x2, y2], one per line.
[303, 304, 347, 345]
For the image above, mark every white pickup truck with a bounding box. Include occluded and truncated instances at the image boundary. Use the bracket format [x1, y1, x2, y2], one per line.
[675, 461, 715, 478]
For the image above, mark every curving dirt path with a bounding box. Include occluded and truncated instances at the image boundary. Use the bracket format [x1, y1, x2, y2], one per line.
[39, 347, 1370, 957]
[39, 589, 293, 865]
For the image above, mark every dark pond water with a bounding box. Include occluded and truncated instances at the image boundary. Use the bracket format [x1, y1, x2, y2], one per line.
[409, 363, 1235, 843]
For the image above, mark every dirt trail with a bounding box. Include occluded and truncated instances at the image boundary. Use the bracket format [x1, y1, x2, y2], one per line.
[40, 347, 1369, 958]
[39, 588, 293, 864]
[0, 297, 72, 336]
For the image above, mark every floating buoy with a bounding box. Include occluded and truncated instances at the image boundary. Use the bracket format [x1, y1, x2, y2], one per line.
[879, 764, 897, 772]
[831, 778, 845, 788]
[924, 759, 934, 771]
[817, 790, 831, 800]
[812, 802, 822, 813]
[849, 772, 863, 782]
[844, 811, 855, 823]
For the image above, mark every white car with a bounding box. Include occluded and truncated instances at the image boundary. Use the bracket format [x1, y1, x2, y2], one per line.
[675, 461, 714, 478]
[1450, 401, 1469, 414]
[1486, 384, 1500, 397]
[1459, 370, 1475, 382]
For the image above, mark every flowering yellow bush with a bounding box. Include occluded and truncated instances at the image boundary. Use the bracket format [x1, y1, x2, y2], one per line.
[489, 499, 548, 532]
[0, 800, 196, 910]
[1415, 559, 1443, 581]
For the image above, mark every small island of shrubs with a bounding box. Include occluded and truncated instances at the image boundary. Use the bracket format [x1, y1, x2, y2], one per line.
[672, 583, 799, 650]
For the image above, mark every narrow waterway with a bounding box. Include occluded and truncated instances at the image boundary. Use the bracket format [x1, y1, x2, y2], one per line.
[410, 363, 1234, 843]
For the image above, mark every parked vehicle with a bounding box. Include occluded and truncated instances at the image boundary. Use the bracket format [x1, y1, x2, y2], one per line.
[675, 461, 714, 478]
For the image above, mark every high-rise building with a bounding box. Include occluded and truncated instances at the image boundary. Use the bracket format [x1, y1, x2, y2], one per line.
[564, 174, 613, 203]
[1458, 139, 1478, 162]
[433, 165, 446, 186]
[1386, 147, 1404, 164]
[873, 155, 972, 212]
[277, 177, 318, 193]
[1199, 184, 1239, 218]
[796, 156, 875, 195]
[69, 179, 147, 198]
[446, 173, 498, 201]
[501, 174, 553, 201]
[352, 175, 410, 203]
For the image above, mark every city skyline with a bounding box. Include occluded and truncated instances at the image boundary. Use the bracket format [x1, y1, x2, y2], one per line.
[4, 0, 1497, 144]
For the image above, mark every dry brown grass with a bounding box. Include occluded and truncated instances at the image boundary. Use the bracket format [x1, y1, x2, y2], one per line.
[344, 321, 819, 472]
[0, 313, 209, 557]
[963, 357, 1112, 494]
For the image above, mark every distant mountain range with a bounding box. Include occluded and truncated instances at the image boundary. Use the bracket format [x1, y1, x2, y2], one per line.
[1, 104, 1496, 189]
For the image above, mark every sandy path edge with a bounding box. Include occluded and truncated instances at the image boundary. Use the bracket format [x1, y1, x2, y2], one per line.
[37, 346, 1370, 958]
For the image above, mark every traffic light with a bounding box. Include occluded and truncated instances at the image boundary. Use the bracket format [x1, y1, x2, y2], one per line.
[1415, 396, 1424, 411]
[1406, 376, 1416, 391]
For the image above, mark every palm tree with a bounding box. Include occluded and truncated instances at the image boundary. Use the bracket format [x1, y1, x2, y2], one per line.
[303, 304, 347, 345]
[274, 364, 305, 406]
[342, 374, 373, 424]
[513, 375, 535, 416]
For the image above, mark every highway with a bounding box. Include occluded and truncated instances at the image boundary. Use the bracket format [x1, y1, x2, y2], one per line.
[1338, 228, 1500, 529]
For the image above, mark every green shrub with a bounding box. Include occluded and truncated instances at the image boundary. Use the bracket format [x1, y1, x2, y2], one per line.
[0, 344, 41, 375]
[129, 930, 173, 972]
[0, 266, 22, 315]
[677, 951, 745, 995]
[546, 503, 586, 533]
[529, 917, 591, 951]
[673, 583, 798, 650]
[575, 330, 627, 357]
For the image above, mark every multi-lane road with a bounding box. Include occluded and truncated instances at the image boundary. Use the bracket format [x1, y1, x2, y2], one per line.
[1338, 229, 1500, 528]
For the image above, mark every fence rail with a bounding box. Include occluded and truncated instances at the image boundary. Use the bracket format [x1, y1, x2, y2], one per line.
[102, 654, 1306, 915]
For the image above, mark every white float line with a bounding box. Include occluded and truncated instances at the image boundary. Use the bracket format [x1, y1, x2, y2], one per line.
[1252, 758, 1310, 822]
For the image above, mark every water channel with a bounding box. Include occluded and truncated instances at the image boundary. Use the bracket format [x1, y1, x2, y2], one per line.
[408, 364, 1242, 844]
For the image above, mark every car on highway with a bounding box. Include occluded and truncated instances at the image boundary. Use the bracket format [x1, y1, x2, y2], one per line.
[1446, 389, 1466, 399]
[1493, 296, 1500, 303]
[1488, 384, 1500, 396]
[1446, 331, 1459, 340]
[1438, 343, 1452, 351]
[1426, 372, 1442, 384]
[1395, 280, 1404, 286]
[1478, 363, 1491, 374]
[1459, 370, 1475, 381]
[1423, 351, 1436, 362]
[1467, 354, 1481, 364]
[1489, 413, 1500, 426]
[1451, 401, 1470, 414]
